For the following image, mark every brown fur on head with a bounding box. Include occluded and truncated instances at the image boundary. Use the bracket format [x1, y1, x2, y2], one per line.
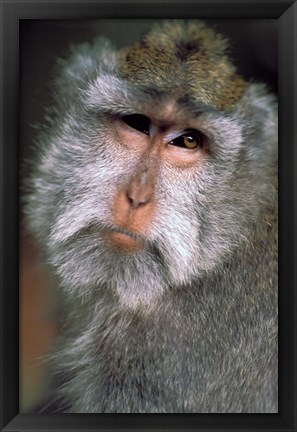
[119, 20, 246, 111]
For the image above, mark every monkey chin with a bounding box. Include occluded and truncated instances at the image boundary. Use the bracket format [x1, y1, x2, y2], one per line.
[101, 229, 145, 253]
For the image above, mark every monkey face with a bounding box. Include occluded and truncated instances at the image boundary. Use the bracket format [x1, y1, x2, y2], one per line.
[101, 105, 210, 254]
[32, 94, 251, 309]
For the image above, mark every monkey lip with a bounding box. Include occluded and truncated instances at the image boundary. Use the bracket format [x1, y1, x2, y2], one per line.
[101, 227, 145, 252]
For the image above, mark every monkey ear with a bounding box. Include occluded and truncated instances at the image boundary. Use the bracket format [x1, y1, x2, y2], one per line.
[54, 37, 118, 98]
[236, 83, 277, 119]
[236, 83, 278, 162]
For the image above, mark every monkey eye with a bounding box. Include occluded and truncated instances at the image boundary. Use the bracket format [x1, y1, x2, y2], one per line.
[169, 131, 204, 150]
[122, 114, 150, 135]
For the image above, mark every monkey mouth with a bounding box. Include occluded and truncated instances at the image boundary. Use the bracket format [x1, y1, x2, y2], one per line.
[101, 226, 146, 252]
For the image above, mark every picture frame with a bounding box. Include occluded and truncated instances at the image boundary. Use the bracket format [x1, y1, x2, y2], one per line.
[1, 1, 296, 431]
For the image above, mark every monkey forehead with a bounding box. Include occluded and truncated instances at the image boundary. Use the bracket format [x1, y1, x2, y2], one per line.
[143, 98, 193, 126]
[84, 73, 227, 121]
[118, 20, 246, 111]
[143, 98, 215, 129]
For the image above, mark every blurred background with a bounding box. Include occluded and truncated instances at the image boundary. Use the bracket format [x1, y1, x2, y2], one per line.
[19, 19, 278, 412]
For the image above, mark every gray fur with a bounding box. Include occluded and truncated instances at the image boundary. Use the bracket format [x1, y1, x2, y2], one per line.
[24, 25, 278, 413]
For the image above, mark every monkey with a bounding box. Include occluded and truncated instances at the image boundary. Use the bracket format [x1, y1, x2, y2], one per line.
[24, 20, 278, 413]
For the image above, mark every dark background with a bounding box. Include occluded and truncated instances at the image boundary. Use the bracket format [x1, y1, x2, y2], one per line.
[19, 19, 278, 412]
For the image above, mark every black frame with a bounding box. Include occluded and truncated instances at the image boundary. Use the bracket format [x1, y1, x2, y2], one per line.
[1, 1, 296, 431]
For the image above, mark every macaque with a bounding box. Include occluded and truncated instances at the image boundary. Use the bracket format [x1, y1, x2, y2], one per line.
[24, 20, 277, 413]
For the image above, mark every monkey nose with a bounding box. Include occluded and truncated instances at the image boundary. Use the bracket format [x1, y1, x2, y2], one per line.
[126, 185, 153, 209]
[126, 166, 155, 210]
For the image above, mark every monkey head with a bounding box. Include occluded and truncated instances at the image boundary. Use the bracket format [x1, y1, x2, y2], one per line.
[25, 21, 277, 310]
